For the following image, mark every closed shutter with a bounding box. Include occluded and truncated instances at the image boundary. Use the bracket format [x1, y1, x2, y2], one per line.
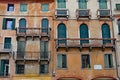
[40, 41, 45, 58]
[110, 54, 113, 68]
[58, 54, 62, 68]
[42, 4, 49, 12]
[20, 4, 27, 12]
[0, 60, 5, 76]
[99, 0, 107, 9]
[2, 18, 6, 30]
[78, 0, 87, 9]
[80, 24, 89, 45]
[102, 24, 111, 44]
[45, 64, 49, 73]
[4, 38, 11, 49]
[118, 20, 120, 33]
[104, 54, 109, 68]
[44, 41, 48, 58]
[58, 24, 66, 44]
[40, 64, 44, 73]
[41, 19, 49, 33]
[16, 64, 18, 74]
[12, 19, 15, 30]
[19, 19, 26, 33]
[57, 0, 66, 8]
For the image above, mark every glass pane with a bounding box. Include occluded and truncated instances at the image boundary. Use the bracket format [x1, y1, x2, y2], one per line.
[6, 20, 13, 30]
[20, 4, 27, 12]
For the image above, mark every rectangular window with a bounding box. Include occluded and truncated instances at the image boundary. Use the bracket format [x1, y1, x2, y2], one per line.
[0, 60, 9, 76]
[99, 0, 107, 9]
[57, 54, 67, 68]
[81, 54, 90, 68]
[104, 54, 114, 68]
[2, 18, 16, 30]
[7, 4, 14, 11]
[4, 37, 11, 49]
[78, 0, 87, 9]
[40, 64, 49, 74]
[116, 4, 120, 10]
[16, 64, 24, 74]
[20, 4, 27, 12]
[42, 4, 49, 12]
[57, 0, 66, 8]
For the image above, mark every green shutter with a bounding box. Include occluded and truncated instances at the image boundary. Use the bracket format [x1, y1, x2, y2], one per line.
[12, 19, 15, 30]
[0, 60, 5, 76]
[40, 41, 45, 58]
[102, 24, 111, 44]
[57, 0, 66, 8]
[62, 55, 67, 68]
[80, 24, 89, 45]
[19, 19, 26, 33]
[20, 4, 27, 12]
[118, 20, 120, 33]
[16, 64, 18, 74]
[99, 0, 107, 9]
[2, 18, 6, 30]
[78, 0, 87, 9]
[45, 64, 49, 73]
[110, 54, 113, 68]
[57, 54, 62, 68]
[104, 54, 109, 68]
[42, 4, 49, 12]
[41, 19, 49, 33]
[4, 38, 11, 49]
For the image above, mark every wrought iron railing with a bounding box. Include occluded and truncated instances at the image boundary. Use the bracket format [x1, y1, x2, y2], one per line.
[97, 9, 111, 18]
[55, 9, 69, 18]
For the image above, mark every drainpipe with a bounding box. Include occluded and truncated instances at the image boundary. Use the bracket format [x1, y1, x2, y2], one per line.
[110, 0, 120, 79]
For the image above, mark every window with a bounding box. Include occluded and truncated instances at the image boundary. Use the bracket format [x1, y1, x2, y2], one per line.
[0, 60, 9, 76]
[78, 0, 87, 9]
[102, 23, 111, 44]
[81, 54, 90, 68]
[80, 24, 89, 45]
[99, 0, 107, 9]
[57, 54, 67, 68]
[57, 0, 66, 8]
[19, 18, 26, 33]
[16, 64, 24, 74]
[41, 19, 49, 33]
[118, 19, 120, 34]
[2, 18, 16, 30]
[40, 64, 49, 74]
[104, 54, 114, 68]
[4, 37, 11, 49]
[57, 23, 66, 45]
[20, 4, 27, 12]
[7, 4, 14, 11]
[41, 4, 49, 12]
[40, 41, 49, 59]
[116, 4, 120, 10]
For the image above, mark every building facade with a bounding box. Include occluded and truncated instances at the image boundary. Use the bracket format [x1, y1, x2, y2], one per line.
[0, 0, 119, 80]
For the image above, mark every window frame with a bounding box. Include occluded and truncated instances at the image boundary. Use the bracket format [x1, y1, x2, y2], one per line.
[41, 4, 49, 12]
[116, 4, 120, 10]
[7, 4, 14, 12]
[81, 54, 91, 69]
[20, 4, 28, 12]
[39, 63, 49, 74]
[16, 64, 25, 74]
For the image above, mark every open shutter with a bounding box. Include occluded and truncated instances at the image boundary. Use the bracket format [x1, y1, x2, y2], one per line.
[16, 64, 18, 74]
[2, 18, 6, 30]
[62, 55, 67, 68]
[118, 20, 120, 33]
[104, 54, 109, 68]
[57, 54, 62, 68]
[45, 64, 49, 73]
[110, 54, 113, 68]
[0, 60, 5, 76]
[12, 19, 15, 30]
[40, 64, 44, 73]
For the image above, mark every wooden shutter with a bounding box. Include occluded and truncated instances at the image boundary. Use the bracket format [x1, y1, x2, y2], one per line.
[80, 24, 89, 45]
[20, 4, 27, 12]
[41, 19, 49, 33]
[104, 54, 109, 68]
[40, 64, 44, 73]
[4, 38, 11, 49]
[16, 64, 18, 74]
[19, 19, 26, 33]
[102, 24, 111, 44]
[118, 20, 120, 33]
[2, 18, 6, 30]
[12, 19, 15, 30]
[0, 60, 5, 76]
[62, 54, 67, 68]
[57, 0, 66, 8]
[58, 54, 62, 68]
[110, 54, 113, 68]
[99, 0, 107, 9]
[78, 0, 87, 9]
[40, 41, 45, 58]
[45, 64, 49, 73]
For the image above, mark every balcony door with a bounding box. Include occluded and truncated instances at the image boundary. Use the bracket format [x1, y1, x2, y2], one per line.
[57, 23, 66, 45]
[102, 24, 111, 44]
[80, 24, 89, 45]
[19, 18, 26, 33]
[99, 0, 107, 9]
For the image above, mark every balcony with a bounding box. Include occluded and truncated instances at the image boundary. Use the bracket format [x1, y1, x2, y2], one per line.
[0, 43, 13, 53]
[55, 38, 116, 51]
[14, 51, 50, 62]
[40, 51, 50, 61]
[97, 9, 111, 19]
[16, 27, 51, 40]
[55, 9, 69, 19]
[76, 9, 91, 20]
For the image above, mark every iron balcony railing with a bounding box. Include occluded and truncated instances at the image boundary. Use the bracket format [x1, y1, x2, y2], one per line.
[76, 9, 90, 19]
[16, 27, 51, 37]
[97, 9, 111, 18]
[14, 51, 50, 61]
[55, 38, 116, 49]
[0, 43, 13, 53]
[55, 8, 69, 19]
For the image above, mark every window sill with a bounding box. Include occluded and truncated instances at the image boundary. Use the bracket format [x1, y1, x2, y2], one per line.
[57, 68, 67, 70]
[104, 67, 116, 70]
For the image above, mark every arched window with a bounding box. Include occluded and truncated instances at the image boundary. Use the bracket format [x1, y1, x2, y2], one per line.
[118, 19, 120, 34]
[99, 0, 107, 9]
[78, 0, 87, 9]
[80, 24, 89, 45]
[57, 23, 66, 44]
[41, 19, 49, 33]
[102, 23, 111, 44]
[19, 18, 26, 33]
